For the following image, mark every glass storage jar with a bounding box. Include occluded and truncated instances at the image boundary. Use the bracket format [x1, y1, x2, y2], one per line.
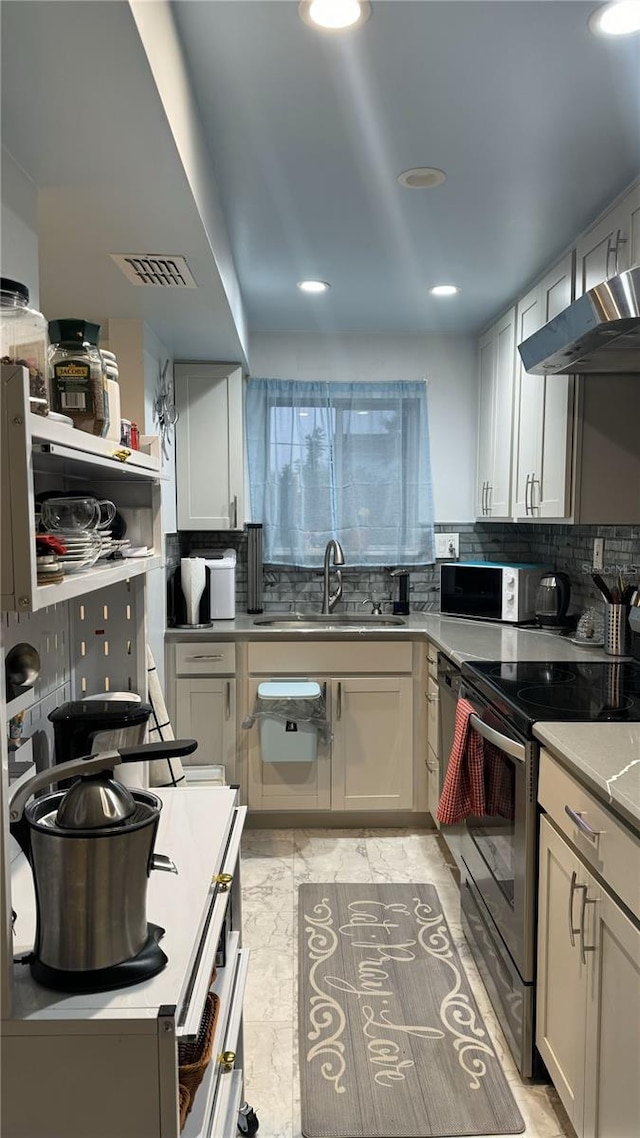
[48, 319, 107, 436]
[0, 278, 50, 415]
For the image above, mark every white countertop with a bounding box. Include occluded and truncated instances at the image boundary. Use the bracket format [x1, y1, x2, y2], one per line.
[533, 722, 640, 834]
[166, 611, 640, 833]
[166, 611, 609, 664]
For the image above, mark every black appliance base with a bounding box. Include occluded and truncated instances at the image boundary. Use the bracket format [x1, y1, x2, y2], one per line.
[30, 923, 167, 992]
[460, 869, 541, 1078]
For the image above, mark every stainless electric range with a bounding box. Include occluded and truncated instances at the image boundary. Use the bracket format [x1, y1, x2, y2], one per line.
[456, 658, 640, 1077]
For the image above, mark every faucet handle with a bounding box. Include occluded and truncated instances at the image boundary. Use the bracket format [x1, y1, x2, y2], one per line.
[361, 597, 383, 615]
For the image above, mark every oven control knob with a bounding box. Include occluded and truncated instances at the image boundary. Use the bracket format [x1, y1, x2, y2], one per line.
[506, 574, 515, 587]
[506, 592, 514, 605]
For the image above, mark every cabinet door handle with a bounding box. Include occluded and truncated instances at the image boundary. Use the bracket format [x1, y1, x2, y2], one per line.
[225, 680, 231, 719]
[220, 1050, 236, 1072]
[426, 655, 436, 666]
[579, 888, 597, 966]
[606, 228, 627, 278]
[213, 872, 233, 891]
[186, 654, 224, 661]
[425, 692, 439, 704]
[565, 805, 602, 842]
[232, 495, 238, 529]
[605, 233, 615, 280]
[528, 473, 537, 514]
[486, 483, 492, 516]
[568, 870, 584, 947]
[524, 473, 532, 515]
[483, 481, 488, 515]
[336, 681, 342, 720]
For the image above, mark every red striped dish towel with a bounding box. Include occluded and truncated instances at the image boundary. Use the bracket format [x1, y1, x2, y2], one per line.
[436, 697, 487, 824]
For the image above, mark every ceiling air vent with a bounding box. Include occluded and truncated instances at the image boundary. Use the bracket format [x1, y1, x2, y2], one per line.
[110, 254, 197, 288]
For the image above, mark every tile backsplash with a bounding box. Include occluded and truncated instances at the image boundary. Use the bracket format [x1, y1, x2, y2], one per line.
[171, 523, 640, 619]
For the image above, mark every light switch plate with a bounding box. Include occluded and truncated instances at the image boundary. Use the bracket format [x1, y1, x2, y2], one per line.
[436, 533, 459, 559]
[593, 538, 604, 572]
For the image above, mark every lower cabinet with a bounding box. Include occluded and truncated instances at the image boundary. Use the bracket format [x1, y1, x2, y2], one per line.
[330, 675, 413, 811]
[167, 641, 238, 782]
[425, 673, 440, 819]
[176, 677, 237, 771]
[245, 676, 332, 812]
[245, 640, 415, 813]
[537, 815, 640, 1138]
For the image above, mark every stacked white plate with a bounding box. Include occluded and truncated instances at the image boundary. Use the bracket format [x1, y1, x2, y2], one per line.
[55, 530, 101, 573]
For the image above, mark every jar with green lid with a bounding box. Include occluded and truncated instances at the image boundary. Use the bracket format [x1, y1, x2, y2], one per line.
[48, 320, 107, 436]
[0, 278, 50, 415]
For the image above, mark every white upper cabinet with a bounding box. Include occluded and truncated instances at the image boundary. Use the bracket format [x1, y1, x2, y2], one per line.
[575, 181, 640, 296]
[175, 363, 246, 531]
[475, 307, 515, 520]
[512, 252, 575, 520]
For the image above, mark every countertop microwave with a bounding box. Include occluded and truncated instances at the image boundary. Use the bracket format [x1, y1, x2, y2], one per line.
[439, 561, 549, 624]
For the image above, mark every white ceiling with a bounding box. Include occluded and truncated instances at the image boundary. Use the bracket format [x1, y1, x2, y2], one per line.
[2, 0, 640, 357]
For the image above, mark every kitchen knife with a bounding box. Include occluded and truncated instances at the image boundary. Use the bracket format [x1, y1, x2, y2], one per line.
[591, 573, 612, 603]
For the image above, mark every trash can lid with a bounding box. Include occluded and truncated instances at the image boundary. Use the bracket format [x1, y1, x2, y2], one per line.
[257, 681, 322, 700]
[203, 549, 237, 569]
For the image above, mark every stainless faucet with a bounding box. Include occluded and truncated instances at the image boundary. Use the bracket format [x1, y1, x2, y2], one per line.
[322, 539, 345, 614]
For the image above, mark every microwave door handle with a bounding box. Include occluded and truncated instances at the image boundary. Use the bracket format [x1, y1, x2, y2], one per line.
[468, 713, 526, 763]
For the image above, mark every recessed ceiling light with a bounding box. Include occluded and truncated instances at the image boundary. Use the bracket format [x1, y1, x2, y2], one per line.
[589, 1, 640, 36]
[297, 279, 331, 293]
[397, 167, 447, 190]
[299, 1, 371, 31]
[429, 284, 460, 297]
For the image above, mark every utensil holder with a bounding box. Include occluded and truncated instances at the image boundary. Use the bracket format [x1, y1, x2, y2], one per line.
[604, 603, 631, 657]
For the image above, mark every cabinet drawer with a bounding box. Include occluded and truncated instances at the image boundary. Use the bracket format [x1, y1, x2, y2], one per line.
[175, 642, 236, 675]
[538, 750, 640, 919]
[247, 639, 412, 674]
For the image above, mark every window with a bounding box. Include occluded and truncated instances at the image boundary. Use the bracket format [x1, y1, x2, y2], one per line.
[246, 379, 435, 567]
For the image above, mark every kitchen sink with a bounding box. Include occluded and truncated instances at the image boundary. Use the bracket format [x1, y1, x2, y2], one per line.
[252, 612, 406, 627]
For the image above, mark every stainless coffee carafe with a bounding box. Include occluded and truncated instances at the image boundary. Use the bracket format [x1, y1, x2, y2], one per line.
[9, 739, 197, 992]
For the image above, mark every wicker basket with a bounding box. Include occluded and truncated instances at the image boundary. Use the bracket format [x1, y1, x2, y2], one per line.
[178, 992, 220, 1104]
[178, 1084, 191, 1132]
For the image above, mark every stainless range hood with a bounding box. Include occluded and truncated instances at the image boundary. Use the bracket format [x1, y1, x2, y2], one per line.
[518, 266, 640, 374]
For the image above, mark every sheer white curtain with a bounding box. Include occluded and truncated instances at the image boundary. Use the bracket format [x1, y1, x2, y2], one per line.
[246, 379, 435, 568]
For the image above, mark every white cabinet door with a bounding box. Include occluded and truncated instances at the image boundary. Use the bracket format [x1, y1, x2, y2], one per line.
[175, 677, 236, 774]
[583, 875, 640, 1138]
[575, 182, 640, 296]
[476, 308, 515, 519]
[512, 285, 543, 518]
[331, 676, 413, 811]
[513, 254, 575, 520]
[536, 816, 588, 1133]
[245, 679, 331, 812]
[174, 363, 245, 531]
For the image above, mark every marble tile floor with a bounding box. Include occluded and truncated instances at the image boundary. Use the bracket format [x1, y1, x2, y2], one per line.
[240, 827, 575, 1138]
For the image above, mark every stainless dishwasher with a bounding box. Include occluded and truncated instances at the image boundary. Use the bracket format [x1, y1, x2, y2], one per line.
[436, 652, 465, 874]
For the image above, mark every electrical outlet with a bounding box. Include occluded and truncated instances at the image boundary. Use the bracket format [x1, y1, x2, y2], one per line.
[593, 537, 604, 572]
[435, 532, 460, 559]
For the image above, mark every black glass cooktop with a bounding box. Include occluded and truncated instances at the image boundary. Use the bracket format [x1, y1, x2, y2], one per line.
[460, 659, 640, 736]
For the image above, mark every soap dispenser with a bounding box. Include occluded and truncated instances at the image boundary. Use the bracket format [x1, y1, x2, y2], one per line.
[391, 569, 411, 615]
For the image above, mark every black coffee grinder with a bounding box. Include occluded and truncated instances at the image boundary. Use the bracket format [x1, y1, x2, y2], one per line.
[391, 569, 411, 615]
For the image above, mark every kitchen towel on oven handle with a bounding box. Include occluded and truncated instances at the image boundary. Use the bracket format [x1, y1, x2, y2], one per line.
[436, 697, 486, 824]
[437, 698, 513, 823]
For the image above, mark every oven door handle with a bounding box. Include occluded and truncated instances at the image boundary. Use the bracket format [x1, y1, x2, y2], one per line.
[468, 713, 526, 763]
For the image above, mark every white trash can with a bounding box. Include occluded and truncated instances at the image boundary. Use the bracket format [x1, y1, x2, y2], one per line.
[258, 681, 322, 763]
